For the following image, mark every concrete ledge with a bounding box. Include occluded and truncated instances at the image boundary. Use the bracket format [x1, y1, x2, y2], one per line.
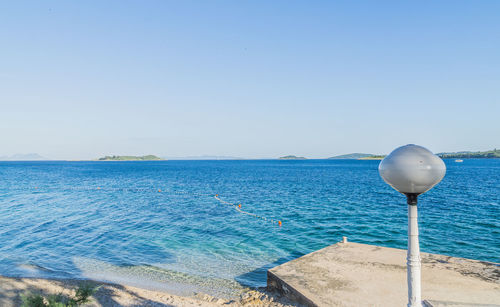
[267, 270, 317, 307]
[267, 242, 500, 307]
[424, 300, 500, 307]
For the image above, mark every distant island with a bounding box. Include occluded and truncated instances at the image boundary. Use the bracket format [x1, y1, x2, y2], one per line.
[0, 153, 47, 161]
[437, 149, 499, 159]
[327, 149, 500, 160]
[329, 153, 385, 160]
[357, 155, 386, 160]
[97, 155, 164, 161]
[279, 155, 306, 160]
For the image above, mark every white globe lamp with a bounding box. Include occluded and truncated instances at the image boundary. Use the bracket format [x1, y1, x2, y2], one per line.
[379, 144, 446, 307]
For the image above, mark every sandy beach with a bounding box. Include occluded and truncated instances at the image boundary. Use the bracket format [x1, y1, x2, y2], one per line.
[0, 275, 300, 307]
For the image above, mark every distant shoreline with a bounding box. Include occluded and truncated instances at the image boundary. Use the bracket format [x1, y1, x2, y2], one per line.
[1, 157, 500, 162]
[2, 149, 499, 161]
[96, 155, 164, 161]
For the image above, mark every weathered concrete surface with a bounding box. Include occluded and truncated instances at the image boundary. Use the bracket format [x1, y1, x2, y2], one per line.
[268, 242, 500, 307]
[424, 299, 500, 307]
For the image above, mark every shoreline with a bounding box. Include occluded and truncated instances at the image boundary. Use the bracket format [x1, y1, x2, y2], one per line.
[2, 157, 500, 162]
[0, 275, 299, 307]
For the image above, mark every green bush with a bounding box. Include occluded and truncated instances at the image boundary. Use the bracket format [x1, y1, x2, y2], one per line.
[21, 283, 98, 307]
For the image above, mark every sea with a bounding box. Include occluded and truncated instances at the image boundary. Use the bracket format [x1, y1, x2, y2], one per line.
[0, 159, 498, 297]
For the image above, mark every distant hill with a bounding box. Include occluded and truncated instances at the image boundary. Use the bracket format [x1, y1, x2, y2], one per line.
[437, 149, 500, 159]
[0, 153, 47, 161]
[279, 155, 306, 160]
[329, 153, 378, 159]
[97, 155, 163, 161]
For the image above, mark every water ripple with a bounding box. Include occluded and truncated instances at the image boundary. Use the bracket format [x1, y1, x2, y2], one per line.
[0, 159, 498, 296]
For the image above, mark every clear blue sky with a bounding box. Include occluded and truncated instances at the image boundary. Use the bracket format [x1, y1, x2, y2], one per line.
[1, 1, 499, 159]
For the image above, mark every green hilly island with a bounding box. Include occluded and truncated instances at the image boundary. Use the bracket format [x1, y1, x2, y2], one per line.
[328, 149, 499, 160]
[97, 155, 163, 161]
[437, 149, 500, 159]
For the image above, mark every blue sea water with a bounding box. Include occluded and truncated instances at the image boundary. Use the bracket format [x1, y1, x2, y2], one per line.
[0, 159, 498, 297]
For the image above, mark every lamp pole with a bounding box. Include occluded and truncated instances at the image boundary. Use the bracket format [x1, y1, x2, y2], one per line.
[379, 144, 446, 307]
[406, 193, 421, 306]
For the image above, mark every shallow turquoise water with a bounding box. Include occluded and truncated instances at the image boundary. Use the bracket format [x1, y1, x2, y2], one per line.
[0, 159, 498, 296]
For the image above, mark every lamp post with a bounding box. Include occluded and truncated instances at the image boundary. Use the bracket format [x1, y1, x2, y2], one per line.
[378, 144, 446, 307]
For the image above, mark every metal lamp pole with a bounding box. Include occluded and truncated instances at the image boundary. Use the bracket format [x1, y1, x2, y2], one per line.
[406, 193, 421, 306]
[379, 144, 446, 307]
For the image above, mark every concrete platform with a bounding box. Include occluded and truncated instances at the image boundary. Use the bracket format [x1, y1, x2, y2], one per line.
[267, 242, 500, 307]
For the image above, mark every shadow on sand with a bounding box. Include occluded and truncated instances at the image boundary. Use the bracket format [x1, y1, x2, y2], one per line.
[0, 276, 179, 307]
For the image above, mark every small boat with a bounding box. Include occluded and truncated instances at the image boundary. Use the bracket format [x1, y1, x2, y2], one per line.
[455, 159, 463, 163]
